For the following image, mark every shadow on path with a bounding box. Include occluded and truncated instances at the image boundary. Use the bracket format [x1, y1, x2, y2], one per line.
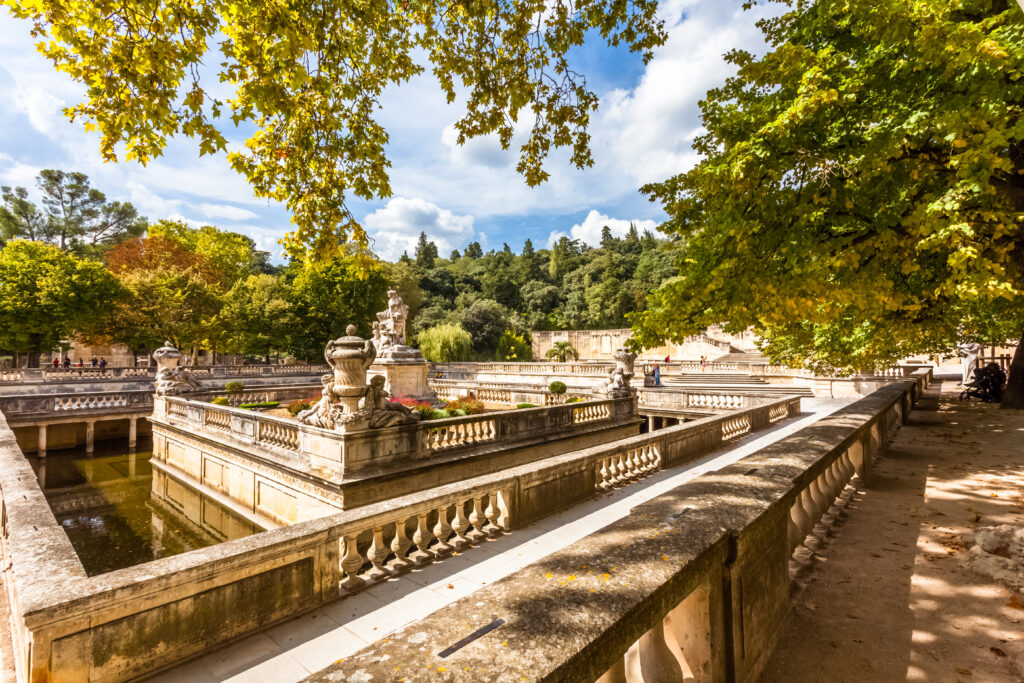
[761, 377, 1024, 682]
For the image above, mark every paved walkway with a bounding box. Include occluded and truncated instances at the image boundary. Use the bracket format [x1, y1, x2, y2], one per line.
[151, 397, 853, 683]
[761, 376, 1024, 682]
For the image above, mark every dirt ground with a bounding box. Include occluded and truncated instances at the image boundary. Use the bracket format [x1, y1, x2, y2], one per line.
[761, 375, 1024, 682]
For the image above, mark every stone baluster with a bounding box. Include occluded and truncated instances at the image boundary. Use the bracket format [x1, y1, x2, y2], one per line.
[367, 526, 389, 580]
[468, 496, 488, 543]
[389, 518, 413, 572]
[451, 501, 472, 550]
[598, 459, 612, 491]
[432, 507, 454, 558]
[483, 492, 501, 537]
[340, 535, 365, 591]
[624, 621, 684, 681]
[409, 511, 435, 565]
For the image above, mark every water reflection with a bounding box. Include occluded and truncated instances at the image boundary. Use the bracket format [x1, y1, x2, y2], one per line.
[28, 438, 262, 576]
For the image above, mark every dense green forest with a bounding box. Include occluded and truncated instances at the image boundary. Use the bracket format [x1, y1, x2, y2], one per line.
[0, 169, 674, 365]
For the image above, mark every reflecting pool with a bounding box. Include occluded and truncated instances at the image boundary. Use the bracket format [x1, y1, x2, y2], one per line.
[27, 438, 263, 576]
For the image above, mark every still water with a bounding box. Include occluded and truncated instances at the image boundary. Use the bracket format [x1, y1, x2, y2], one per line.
[28, 438, 262, 576]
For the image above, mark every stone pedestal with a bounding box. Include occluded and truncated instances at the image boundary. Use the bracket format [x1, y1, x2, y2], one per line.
[370, 349, 436, 403]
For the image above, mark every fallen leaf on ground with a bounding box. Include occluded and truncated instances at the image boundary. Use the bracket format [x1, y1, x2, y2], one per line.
[1007, 595, 1023, 610]
[956, 667, 972, 676]
[990, 646, 1006, 657]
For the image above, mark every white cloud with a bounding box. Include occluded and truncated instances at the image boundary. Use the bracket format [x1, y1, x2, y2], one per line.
[363, 197, 476, 260]
[196, 202, 260, 221]
[548, 210, 658, 248]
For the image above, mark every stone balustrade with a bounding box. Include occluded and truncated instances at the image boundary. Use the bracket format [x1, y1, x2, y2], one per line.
[433, 377, 788, 414]
[0, 364, 330, 385]
[156, 395, 632, 475]
[0, 380, 804, 681]
[0, 390, 153, 422]
[316, 367, 932, 683]
[191, 384, 321, 407]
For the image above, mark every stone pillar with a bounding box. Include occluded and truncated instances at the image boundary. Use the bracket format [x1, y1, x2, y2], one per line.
[129, 451, 137, 479]
[129, 417, 138, 450]
[37, 424, 47, 457]
[648, 415, 656, 432]
[85, 420, 95, 454]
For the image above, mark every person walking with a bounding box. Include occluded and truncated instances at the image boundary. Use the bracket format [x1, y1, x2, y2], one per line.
[76, 359, 83, 368]
[700, 355, 707, 372]
[90, 357, 98, 367]
[52, 357, 60, 368]
[652, 363, 662, 387]
[62, 357, 71, 369]
[98, 358, 107, 370]
[664, 355, 670, 365]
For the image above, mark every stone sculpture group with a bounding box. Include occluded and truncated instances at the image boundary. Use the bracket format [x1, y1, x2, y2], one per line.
[158, 287, 637, 434]
[598, 347, 637, 398]
[297, 297, 422, 432]
[153, 341, 201, 396]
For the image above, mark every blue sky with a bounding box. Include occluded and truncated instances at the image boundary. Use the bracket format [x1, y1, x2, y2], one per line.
[0, 1, 773, 263]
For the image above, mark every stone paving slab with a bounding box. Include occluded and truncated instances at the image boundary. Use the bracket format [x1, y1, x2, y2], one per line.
[142, 397, 850, 683]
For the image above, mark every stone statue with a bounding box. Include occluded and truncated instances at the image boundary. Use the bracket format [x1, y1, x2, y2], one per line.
[961, 342, 984, 385]
[375, 289, 409, 352]
[153, 341, 201, 396]
[296, 374, 337, 430]
[596, 347, 637, 398]
[361, 375, 419, 428]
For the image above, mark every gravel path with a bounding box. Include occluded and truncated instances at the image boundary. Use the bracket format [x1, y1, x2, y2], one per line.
[761, 375, 1024, 682]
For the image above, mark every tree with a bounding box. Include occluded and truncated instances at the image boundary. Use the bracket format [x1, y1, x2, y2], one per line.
[460, 298, 509, 354]
[221, 274, 298, 361]
[0, 241, 122, 366]
[289, 254, 389, 359]
[464, 242, 484, 259]
[417, 323, 473, 362]
[497, 330, 533, 361]
[7, 2, 665, 260]
[149, 221, 268, 285]
[414, 232, 439, 270]
[102, 267, 223, 355]
[631, 0, 1024, 407]
[0, 186, 46, 245]
[101, 234, 229, 356]
[0, 171, 146, 256]
[546, 341, 579, 363]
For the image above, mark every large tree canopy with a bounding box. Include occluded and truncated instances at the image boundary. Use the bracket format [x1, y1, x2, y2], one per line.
[0, 241, 122, 362]
[631, 0, 1024, 405]
[5, 0, 665, 258]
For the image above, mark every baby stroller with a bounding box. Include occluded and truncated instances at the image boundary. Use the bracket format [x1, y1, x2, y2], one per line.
[959, 363, 1007, 403]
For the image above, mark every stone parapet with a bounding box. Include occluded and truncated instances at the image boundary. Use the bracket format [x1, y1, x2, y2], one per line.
[315, 367, 932, 683]
[0, 385, 807, 681]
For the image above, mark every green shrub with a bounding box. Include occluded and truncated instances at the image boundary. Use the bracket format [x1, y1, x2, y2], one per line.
[239, 400, 279, 410]
[224, 381, 245, 394]
[565, 396, 583, 403]
[210, 396, 230, 406]
[548, 380, 567, 395]
[288, 401, 312, 416]
[497, 329, 533, 361]
[443, 398, 485, 415]
[417, 323, 473, 362]
[516, 403, 538, 409]
[425, 408, 451, 420]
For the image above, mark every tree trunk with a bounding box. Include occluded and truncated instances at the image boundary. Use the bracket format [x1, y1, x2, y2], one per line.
[1000, 334, 1024, 409]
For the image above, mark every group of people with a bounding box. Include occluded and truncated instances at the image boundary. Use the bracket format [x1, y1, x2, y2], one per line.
[52, 356, 108, 369]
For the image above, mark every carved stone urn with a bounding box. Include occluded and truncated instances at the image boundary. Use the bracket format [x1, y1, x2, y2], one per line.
[325, 325, 377, 426]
